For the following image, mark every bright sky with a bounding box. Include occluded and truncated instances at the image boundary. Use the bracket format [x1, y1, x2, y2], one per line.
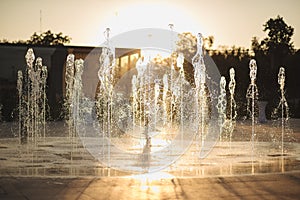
[1, 0, 300, 49]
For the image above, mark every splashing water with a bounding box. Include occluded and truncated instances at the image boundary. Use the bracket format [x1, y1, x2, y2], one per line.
[65, 54, 75, 139]
[63, 53, 85, 161]
[216, 76, 227, 141]
[227, 67, 237, 144]
[132, 75, 138, 128]
[274, 67, 289, 120]
[228, 68, 237, 122]
[73, 59, 84, 132]
[169, 24, 175, 128]
[32, 57, 42, 142]
[41, 66, 48, 140]
[273, 67, 289, 155]
[17, 48, 49, 145]
[133, 57, 147, 131]
[72, 28, 221, 172]
[25, 49, 35, 143]
[96, 28, 116, 167]
[246, 59, 259, 174]
[246, 59, 259, 131]
[192, 33, 209, 152]
[162, 74, 168, 126]
[31, 53, 45, 144]
[17, 70, 23, 144]
[177, 53, 185, 140]
[154, 79, 160, 133]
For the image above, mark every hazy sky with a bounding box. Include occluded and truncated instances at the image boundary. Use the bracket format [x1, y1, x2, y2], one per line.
[1, 0, 300, 49]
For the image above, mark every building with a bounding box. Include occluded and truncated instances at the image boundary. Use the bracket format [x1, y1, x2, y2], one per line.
[0, 44, 140, 120]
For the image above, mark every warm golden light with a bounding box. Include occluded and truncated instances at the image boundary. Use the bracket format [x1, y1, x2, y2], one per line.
[97, 2, 203, 45]
[121, 171, 174, 197]
[131, 171, 174, 182]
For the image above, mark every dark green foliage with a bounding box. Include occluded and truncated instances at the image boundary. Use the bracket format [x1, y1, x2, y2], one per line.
[251, 16, 299, 118]
[1, 30, 71, 46]
[28, 30, 71, 46]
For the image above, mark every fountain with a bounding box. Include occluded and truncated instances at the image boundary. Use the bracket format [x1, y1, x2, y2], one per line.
[17, 48, 48, 145]
[69, 28, 225, 172]
[246, 59, 259, 138]
[0, 28, 299, 179]
[216, 76, 227, 142]
[192, 33, 210, 156]
[65, 54, 75, 139]
[246, 59, 259, 173]
[17, 70, 23, 143]
[63, 53, 85, 163]
[273, 67, 289, 156]
[226, 67, 237, 147]
[177, 52, 185, 142]
[228, 68, 237, 127]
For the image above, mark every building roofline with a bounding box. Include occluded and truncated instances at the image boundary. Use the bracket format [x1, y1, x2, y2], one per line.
[0, 43, 139, 51]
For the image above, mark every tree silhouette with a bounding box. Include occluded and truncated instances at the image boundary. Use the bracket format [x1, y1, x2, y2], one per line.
[251, 16, 295, 103]
[28, 30, 71, 46]
[261, 15, 294, 69]
[1, 30, 71, 46]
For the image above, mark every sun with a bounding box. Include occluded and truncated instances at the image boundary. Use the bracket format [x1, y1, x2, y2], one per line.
[97, 2, 205, 45]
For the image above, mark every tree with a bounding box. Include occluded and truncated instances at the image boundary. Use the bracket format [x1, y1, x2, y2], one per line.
[0, 38, 9, 43]
[176, 32, 197, 61]
[251, 16, 295, 102]
[203, 36, 214, 51]
[251, 37, 264, 56]
[28, 30, 71, 46]
[261, 15, 294, 68]
[175, 32, 216, 85]
[0, 30, 71, 46]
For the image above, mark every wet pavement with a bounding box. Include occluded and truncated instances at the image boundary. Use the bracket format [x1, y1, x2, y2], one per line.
[0, 172, 300, 199]
[0, 119, 299, 199]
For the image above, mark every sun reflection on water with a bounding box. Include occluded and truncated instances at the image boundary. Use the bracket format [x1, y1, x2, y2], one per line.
[129, 171, 175, 195]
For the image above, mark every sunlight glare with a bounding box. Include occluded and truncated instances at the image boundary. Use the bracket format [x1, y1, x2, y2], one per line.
[96, 2, 205, 45]
[131, 171, 175, 183]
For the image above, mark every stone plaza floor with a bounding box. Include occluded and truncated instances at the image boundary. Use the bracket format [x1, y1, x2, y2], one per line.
[0, 172, 300, 199]
[0, 119, 299, 199]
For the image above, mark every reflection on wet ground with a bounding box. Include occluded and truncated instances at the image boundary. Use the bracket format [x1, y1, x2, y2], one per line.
[0, 119, 299, 178]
